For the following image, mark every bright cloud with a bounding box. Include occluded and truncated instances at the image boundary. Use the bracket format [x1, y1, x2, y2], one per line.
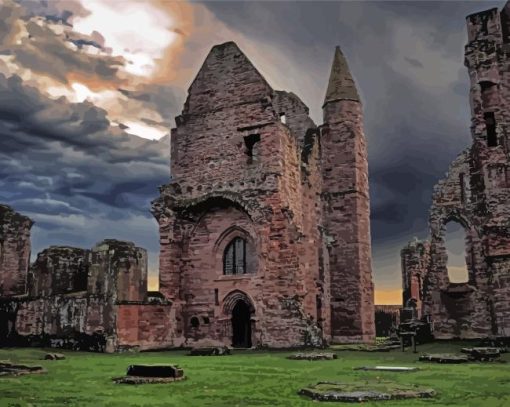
[73, 0, 177, 77]
[123, 121, 168, 140]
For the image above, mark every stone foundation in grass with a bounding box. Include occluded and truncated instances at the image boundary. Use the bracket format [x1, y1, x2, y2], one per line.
[0, 360, 46, 376]
[460, 347, 502, 361]
[332, 344, 400, 352]
[188, 346, 231, 356]
[44, 353, 65, 360]
[113, 364, 185, 384]
[418, 354, 469, 363]
[113, 375, 186, 385]
[354, 366, 419, 372]
[299, 381, 436, 402]
[287, 352, 337, 361]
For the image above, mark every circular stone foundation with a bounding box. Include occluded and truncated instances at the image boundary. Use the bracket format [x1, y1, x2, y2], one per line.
[299, 381, 436, 402]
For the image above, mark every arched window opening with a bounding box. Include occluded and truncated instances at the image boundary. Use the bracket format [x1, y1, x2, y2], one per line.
[223, 237, 247, 275]
[190, 316, 200, 328]
[244, 134, 260, 164]
[444, 221, 469, 283]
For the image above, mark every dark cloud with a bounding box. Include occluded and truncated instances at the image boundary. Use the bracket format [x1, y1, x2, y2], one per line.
[118, 84, 185, 127]
[0, 71, 169, 270]
[0, 0, 125, 86]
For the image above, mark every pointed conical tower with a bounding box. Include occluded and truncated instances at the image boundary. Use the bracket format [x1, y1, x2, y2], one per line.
[321, 47, 375, 343]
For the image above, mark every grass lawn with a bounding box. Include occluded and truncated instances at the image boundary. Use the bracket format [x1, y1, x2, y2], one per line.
[0, 342, 509, 406]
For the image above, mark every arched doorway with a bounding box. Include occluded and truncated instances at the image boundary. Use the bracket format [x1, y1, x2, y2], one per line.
[223, 290, 255, 348]
[231, 300, 252, 348]
[444, 221, 469, 283]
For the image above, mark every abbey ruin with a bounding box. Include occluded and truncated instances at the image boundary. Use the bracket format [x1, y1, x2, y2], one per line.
[1, 203, 174, 351]
[3, 2, 509, 352]
[1, 43, 375, 350]
[402, 2, 510, 339]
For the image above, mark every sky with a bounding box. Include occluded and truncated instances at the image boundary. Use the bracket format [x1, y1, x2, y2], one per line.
[0, 0, 503, 304]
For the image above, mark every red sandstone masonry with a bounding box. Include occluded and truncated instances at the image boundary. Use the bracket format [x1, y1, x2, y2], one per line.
[116, 304, 175, 350]
[7, 239, 166, 352]
[322, 49, 375, 342]
[403, 2, 510, 339]
[2, 41, 376, 351]
[0, 205, 33, 297]
[152, 42, 375, 347]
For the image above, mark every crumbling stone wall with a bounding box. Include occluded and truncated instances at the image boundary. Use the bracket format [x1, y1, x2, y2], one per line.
[28, 246, 88, 297]
[0, 205, 33, 297]
[401, 239, 430, 317]
[153, 41, 374, 348]
[375, 305, 401, 337]
[402, 2, 510, 339]
[7, 239, 172, 352]
[88, 239, 147, 303]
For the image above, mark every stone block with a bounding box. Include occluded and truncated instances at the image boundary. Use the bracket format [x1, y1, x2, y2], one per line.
[44, 353, 66, 360]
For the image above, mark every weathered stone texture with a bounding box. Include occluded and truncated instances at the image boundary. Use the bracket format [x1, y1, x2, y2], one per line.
[28, 246, 88, 297]
[402, 2, 510, 340]
[401, 239, 430, 317]
[322, 47, 375, 342]
[1, 237, 172, 352]
[0, 205, 33, 297]
[152, 42, 374, 347]
[375, 305, 401, 337]
[2, 41, 376, 350]
[116, 303, 176, 350]
[88, 239, 147, 303]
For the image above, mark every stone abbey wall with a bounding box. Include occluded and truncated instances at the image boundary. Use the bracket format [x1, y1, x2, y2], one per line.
[2, 41, 376, 351]
[0, 226, 173, 352]
[153, 41, 375, 348]
[402, 1, 510, 340]
[401, 239, 430, 318]
[0, 204, 33, 297]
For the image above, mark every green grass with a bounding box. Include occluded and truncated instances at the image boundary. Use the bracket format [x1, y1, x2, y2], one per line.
[0, 342, 509, 406]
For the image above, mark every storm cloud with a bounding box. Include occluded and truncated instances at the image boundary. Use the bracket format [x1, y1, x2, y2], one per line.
[0, 71, 169, 274]
[0, 0, 503, 297]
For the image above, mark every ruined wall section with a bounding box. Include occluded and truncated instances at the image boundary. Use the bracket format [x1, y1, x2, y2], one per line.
[177, 205, 258, 345]
[465, 3, 510, 336]
[299, 130, 330, 339]
[0, 205, 33, 297]
[154, 42, 280, 303]
[271, 91, 326, 333]
[424, 151, 492, 339]
[153, 42, 327, 347]
[417, 3, 510, 339]
[375, 305, 401, 337]
[28, 247, 88, 297]
[89, 239, 147, 303]
[272, 91, 316, 148]
[117, 298, 176, 350]
[401, 239, 430, 316]
[14, 240, 160, 351]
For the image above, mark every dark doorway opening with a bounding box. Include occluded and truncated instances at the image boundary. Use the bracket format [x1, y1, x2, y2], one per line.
[232, 300, 252, 348]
